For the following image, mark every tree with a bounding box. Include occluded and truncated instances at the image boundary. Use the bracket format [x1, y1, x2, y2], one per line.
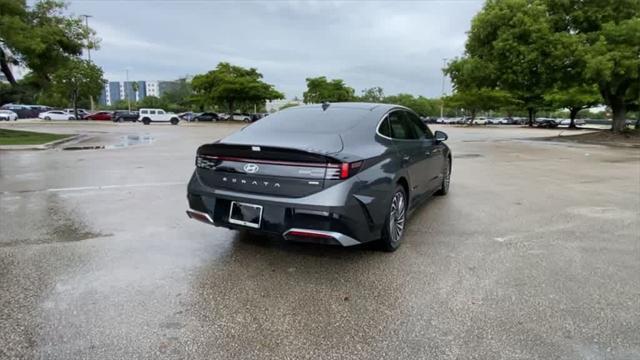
[192, 62, 283, 113]
[544, 86, 601, 128]
[137, 96, 166, 109]
[359, 86, 385, 103]
[0, 0, 97, 86]
[303, 76, 355, 103]
[160, 78, 194, 112]
[445, 88, 517, 122]
[544, 0, 640, 132]
[50, 58, 104, 118]
[383, 93, 439, 117]
[456, 0, 575, 126]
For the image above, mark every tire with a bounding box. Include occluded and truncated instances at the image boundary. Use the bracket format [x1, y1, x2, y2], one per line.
[380, 185, 408, 252]
[44, 116, 51, 120]
[68, 117, 75, 120]
[170, 117, 179, 125]
[142, 118, 151, 125]
[243, 118, 251, 123]
[435, 158, 451, 196]
[116, 117, 123, 123]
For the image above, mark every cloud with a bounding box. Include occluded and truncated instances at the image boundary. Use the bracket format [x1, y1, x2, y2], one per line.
[67, 0, 482, 98]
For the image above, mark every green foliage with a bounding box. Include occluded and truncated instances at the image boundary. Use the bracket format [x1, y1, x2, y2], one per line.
[445, 88, 518, 119]
[0, 128, 70, 145]
[192, 62, 283, 112]
[303, 76, 355, 103]
[278, 102, 300, 111]
[0, 0, 98, 86]
[160, 79, 194, 112]
[383, 93, 440, 117]
[49, 58, 104, 114]
[137, 96, 166, 109]
[453, 0, 639, 132]
[359, 86, 385, 103]
[544, 85, 601, 124]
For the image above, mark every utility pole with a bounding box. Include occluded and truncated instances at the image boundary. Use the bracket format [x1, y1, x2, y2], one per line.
[80, 14, 94, 110]
[440, 57, 448, 119]
[126, 68, 131, 112]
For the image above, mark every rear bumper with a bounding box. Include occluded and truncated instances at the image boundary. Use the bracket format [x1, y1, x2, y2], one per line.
[186, 172, 379, 246]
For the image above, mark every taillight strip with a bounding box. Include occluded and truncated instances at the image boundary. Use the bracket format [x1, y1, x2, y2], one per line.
[199, 154, 338, 168]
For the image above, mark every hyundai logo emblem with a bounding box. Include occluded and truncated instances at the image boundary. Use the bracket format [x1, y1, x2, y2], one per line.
[243, 163, 259, 173]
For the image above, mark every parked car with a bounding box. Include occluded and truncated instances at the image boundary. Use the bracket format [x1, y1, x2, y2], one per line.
[229, 112, 252, 122]
[85, 111, 113, 121]
[64, 108, 89, 118]
[535, 118, 560, 128]
[178, 112, 197, 121]
[138, 108, 180, 125]
[193, 112, 219, 122]
[113, 111, 139, 122]
[471, 117, 488, 125]
[1, 104, 40, 119]
[187, 103, 451, 252]
[0, 110, 18, 121]
[38, 110, 75, 121]
[559, 118, 586, 126]
[488, 117, 510, 125]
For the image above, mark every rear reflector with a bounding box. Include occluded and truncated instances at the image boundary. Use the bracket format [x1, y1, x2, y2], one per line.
[286, 230, 334, 239]
[186, 209, 213, 224]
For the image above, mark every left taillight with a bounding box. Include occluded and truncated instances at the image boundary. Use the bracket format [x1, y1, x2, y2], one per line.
[196, 155, 218, 169]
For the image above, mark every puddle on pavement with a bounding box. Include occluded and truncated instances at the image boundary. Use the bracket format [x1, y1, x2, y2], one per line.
[0, 193, 109, 248]
[455, 153, 483, 159]
[106, 134, 154, 149]
[63, 133, 154, 150]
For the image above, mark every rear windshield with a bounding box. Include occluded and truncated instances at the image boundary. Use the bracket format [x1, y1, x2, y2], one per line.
[249, 106, 370, 134]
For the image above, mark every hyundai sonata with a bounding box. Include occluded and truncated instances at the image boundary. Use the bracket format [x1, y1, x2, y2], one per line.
[187, 103, 451, 251]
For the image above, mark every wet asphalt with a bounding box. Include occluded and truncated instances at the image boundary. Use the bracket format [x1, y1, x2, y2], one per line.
[0, 121, 639, 359]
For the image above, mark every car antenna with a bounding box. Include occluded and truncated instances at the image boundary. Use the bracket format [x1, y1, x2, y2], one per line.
[321, 102, 330, 111]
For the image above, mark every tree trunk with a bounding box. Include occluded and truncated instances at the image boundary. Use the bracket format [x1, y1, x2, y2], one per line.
[0, 48, 17, 86]
[72, 90, 78, 120]
[610, 95, 627, 133]
[527, 108, 536, 127]
[569, 108, 579, 129]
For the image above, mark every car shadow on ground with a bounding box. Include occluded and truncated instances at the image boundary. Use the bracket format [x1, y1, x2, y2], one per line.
[230, 229, 380, 258]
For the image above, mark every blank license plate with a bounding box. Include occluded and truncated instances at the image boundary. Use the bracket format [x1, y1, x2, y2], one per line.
[228, 201, 263, 229]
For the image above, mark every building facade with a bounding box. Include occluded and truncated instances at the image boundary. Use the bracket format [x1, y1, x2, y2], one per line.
[98, 80, 180, 106]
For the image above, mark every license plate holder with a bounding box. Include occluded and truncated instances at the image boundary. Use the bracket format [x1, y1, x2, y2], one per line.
[228, 201, 263, 229]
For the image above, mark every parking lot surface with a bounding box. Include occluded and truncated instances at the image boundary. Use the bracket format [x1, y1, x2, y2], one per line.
[1, 121, 639, 359]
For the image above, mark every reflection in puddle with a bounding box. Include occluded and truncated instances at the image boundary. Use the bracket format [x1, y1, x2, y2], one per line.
[63, 134, 154, 150]
[106, 134, 154, 149]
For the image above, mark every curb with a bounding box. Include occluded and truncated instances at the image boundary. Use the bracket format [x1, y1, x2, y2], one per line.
[0, 134, 81, 151]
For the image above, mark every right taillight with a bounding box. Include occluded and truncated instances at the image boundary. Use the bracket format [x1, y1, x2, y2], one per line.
[325, 161, 364, 180]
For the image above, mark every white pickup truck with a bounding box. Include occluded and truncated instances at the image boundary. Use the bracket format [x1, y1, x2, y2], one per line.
[138, 108, 180, 125]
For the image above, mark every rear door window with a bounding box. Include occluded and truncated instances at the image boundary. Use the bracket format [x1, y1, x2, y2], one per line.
[405, 111, 433, 139]
[388, 111, 417, 140]
[378, 116, 392, 138]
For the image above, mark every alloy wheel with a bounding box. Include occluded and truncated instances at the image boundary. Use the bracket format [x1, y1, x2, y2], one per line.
[389, 191, 406, 243]
[443, 160, 450, 192]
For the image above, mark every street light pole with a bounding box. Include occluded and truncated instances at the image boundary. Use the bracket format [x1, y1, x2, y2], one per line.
[126, 69, 131, 112]
[80, 14, 94, 110]
[440, 57, 448, 119]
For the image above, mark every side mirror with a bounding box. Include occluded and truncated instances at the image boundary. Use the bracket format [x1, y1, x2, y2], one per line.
[434, 130, 448, 142]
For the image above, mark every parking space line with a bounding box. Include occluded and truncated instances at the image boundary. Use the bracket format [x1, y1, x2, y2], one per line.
[1, 181, 186, 195]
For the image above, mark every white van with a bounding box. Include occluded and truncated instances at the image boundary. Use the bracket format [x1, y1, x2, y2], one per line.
[138, 108, 180, 125]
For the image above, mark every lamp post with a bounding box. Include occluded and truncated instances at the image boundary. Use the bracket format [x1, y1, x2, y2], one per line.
[80, 14, 94, 110]
[126, 68, 131, 112]
[440, 57, 448, 119]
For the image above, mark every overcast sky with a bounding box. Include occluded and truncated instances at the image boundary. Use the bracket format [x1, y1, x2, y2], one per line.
[63, 0, 483, 99]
